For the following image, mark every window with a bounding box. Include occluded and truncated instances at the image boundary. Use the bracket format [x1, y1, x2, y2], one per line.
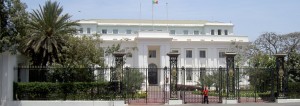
[126, 52, 132, 58]
[194, 30, 199, 35]
[186, 68, 192, 81]
[87, 28, 91, 34]
[102, 29, 107, 34]
[126, 30, 132, 34]
[218, 29, 222, 35]
[171, 50, 179, 53]
[200, 67, 206, 79]
[170, 30, 175, 35]
[186, 50, 192, 58]
[211, 30, 215, 35]
[113, 29, 118, 34]
[183, 30, 188, 35]
[225, 30, 228, 35]
[219, 51, 226, 58]
[199, 50, 206, 58]
[79, 28, 83, 33]
[149, 50, 156, 58]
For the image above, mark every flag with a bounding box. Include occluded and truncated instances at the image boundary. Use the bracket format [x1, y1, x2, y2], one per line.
[152, 0, 158, 4]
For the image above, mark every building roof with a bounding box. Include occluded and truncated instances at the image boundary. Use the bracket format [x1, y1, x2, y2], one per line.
[79, 19, 233, 26]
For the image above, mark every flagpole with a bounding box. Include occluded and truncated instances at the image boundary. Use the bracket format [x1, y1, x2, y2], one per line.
[139, 0, 141, 32]
[166, 2, 169, 31]
[152, 1, 154, 31]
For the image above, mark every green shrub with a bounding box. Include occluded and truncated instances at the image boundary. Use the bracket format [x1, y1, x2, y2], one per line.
[14, 82, 117, 100]
[288, 82, 300, 98]
[177, 84, 201, 91]
[135, 91, 147, 98]
[15, 82, 58, 100]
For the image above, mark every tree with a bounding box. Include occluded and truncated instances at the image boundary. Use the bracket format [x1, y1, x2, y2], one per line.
[104, 38, 138, 67]
[249, 52, 276, 68]
[282, 32, 300, 52]
[123, 68, 145, 96]
[47, 65, 95, 82]
[196, 69, 222, 90]
[287, 50, 300, 82]
[282, 32, 300, 68]
[0, 0, 28, 53]
[105, 38, 137, 57]
[247, 32, 300, 85]
[253, 32, 283, 55]
[228, 40, 249, 67]
[47, 35, 105, 82]
[246, 68, 273, 92]
[246, 32, 298, 68]
[61, 35, 105, 67]
[21, 1, 78, 66]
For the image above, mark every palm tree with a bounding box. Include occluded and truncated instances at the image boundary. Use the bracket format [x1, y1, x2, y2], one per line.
[23, 1, 78, 66]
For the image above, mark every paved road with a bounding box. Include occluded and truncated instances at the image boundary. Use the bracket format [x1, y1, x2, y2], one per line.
[134, 103, 300, 106]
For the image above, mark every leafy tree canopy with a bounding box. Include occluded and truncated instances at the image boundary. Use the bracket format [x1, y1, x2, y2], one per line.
[0, 0, 28, 53]
[21, 1, 78, 66]
[60, 35, 105, 67]
[247, 32, 300, 82]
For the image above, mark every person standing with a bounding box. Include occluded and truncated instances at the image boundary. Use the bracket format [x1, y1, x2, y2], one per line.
[202, 87, 209, 104]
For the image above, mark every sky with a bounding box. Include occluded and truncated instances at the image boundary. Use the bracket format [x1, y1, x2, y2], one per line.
[21, 0, 300, 41]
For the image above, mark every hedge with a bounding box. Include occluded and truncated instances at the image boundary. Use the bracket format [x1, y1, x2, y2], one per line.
[14, 82, 126, 100]
[177, 84, 201, 91]
[288, 82, 300, 99]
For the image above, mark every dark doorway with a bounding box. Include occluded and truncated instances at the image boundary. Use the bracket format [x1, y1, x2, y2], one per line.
[148, 63, 158, 85]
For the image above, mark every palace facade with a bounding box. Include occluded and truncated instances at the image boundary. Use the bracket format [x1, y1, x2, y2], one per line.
[76, 19, 250, 87]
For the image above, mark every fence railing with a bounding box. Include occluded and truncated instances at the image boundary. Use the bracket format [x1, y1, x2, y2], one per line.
[13, 66, 300, 103]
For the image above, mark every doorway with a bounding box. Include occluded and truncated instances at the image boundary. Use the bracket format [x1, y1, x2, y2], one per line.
[148, 63, 158, 85]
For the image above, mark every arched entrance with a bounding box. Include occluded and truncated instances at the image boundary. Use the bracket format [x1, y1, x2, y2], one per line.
[148, 63, 158, 85]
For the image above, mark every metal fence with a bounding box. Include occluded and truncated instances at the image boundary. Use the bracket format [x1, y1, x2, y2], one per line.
[14, 66, 300, 104]
[238, 68, 276, 103]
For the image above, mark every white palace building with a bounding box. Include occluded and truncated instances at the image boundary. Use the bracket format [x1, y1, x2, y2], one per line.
[76, 19, 250, 87]
[77, 19, 249, 68]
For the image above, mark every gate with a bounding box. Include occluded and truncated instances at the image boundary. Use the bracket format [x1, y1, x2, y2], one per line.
[114, 52, 288, 104]
[125, 68, 167, 105]
[181, 68, 225, 104]
[125, 67, 229, 104]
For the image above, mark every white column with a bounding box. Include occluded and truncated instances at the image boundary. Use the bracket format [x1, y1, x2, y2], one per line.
[143, 45, 148, 68]
[138, 44, 148, 91]
[160, 44, 170, 68]
[132, 47, 139, 67]
[180, 48, 185, 67]
[194, 48, 198, 68]
[1, 51, 17, 106]
[209, 48, 216, 68]
[160, 45, 165, 88]
[160, 44, 170, 87]
[137, 44, 148, 68]
[179, 47, 185, 86]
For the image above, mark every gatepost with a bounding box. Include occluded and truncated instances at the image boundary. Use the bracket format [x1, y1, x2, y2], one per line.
[167, 52, 182, 105]
[0, 51, 17, 106]
[274, 54, 289, 103]
[223, 52, 238, 104]
[112, 52, 126, 105]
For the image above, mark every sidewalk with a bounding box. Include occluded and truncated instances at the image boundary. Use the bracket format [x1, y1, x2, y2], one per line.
[133, 103, 300, 106]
